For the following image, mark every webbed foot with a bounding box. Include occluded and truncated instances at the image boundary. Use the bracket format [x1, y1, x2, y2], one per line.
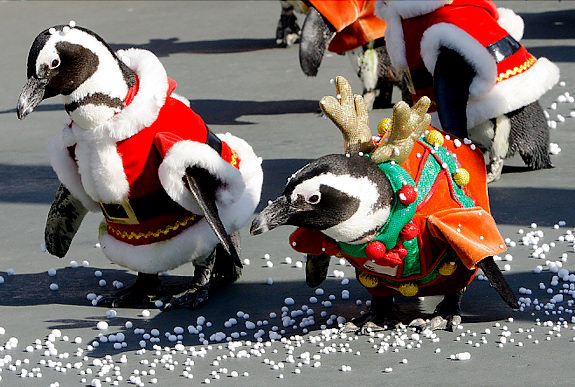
[95, 272, 161, 308]
[340, 296, 400, 334]
[409, 291, 463, 332]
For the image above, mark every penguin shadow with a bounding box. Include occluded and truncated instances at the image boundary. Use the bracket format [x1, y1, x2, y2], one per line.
[519, 9, 575, 62]
[0, 264, 557, 358]
[520, 9, 575, 41]
[488, 186, 575, 227]
[188, 98, 319, 126]
[0, 163, 59, 204]
[109, 37, 278, 57]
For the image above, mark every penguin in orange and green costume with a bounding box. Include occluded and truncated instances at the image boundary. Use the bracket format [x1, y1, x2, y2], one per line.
[251, 77, 517, 331]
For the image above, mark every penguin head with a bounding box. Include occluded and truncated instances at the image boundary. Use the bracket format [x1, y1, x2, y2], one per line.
[17, 22, 136, 128]
[251, 154, 395, 244]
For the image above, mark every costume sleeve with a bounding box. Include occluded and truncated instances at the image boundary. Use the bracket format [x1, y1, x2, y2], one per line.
[47, 135, 100, 212]
[427, 206, 506, 269]
[289, 227, 341, 256]
[156, 132, 245, 214]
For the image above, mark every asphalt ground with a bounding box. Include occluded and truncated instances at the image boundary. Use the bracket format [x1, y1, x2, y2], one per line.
[0, 1, 574, 385]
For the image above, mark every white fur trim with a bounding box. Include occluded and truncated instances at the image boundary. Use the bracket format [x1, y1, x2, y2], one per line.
[421, 23, 497, 99]
[467, 57, 559, 127]
[100, 219, 220, 273]
[171, 92, 190, 107]
[376, 3, 408, 70]
[497, 8, 524, 41]
[102, 133, 263, 273]
[47, 131, 100, 211]
[159, 141, 245, 214]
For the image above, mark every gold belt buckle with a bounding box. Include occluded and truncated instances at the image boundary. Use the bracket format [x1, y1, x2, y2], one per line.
[99, 198, 139, 225]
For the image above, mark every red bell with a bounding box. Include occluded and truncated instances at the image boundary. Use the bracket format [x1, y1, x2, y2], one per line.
[400, 222, 420, 240]
[365, 240, 387, 260]
[398, 185, 417, 205]
[382, 251, 403, 266]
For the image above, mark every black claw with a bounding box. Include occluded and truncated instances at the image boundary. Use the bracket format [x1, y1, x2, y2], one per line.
[162, 285, 210, 311]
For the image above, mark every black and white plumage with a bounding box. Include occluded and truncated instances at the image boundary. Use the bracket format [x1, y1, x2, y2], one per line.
[18, 23, 263, 309]
[252, 154, 394, 243]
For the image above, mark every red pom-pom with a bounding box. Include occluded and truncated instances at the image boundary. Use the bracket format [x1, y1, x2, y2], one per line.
[382, 252, 403, 266]
[398, 185, 417, 205]
[365, 241, 387, 260]
[400, 222, 420, 241]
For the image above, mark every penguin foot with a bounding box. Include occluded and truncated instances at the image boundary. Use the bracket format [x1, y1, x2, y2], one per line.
[409, 314, 462, 332]
[410, 291, 462, 332]
[95, 272, 161, 308]
[305, 253, 331, 288]
[340, 296, 401, 334]
[486, 156, 504, 183]
[161, 284, 210, 311]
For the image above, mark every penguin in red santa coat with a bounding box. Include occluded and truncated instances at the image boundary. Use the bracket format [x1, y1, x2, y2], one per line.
[17, 23, 263, 309]
[375, 0, 559, 182]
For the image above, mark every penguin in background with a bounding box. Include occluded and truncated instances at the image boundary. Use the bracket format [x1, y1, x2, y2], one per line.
[17, 23, 263, 309]
[374, 0, 559, 182]
[276, 0, 411, 110]
[251, 76, 518, 332]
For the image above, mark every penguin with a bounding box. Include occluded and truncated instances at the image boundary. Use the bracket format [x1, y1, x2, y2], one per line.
[275, 0, 304, 48]
[17, 23, 263, 309]
[277, 0, 410, 109]
[374, 0, 559, 182]
[251, 153, 518, 331]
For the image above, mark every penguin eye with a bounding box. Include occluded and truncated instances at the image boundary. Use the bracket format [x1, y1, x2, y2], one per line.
[50, 58, 60, 69]
[306, 192, 321, 205]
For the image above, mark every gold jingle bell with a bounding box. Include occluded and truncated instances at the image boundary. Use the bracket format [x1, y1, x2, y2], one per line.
[358, 272, 379, 288]
[398, 283, 419, 297]
[426, 129, 444, 147]
[453, 168, 470, 186]
[377, 118, 392, 135]
[439, 262, 457, 276]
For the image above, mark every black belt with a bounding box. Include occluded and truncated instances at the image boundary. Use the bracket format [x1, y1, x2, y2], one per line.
[100, 191, 184, 225]
[486, 34, 521, 63]
[100, 128, 223, 225]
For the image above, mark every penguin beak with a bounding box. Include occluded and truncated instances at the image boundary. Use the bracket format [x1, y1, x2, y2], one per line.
[17, 77, 47, 119]
[250, 196, 295, 235]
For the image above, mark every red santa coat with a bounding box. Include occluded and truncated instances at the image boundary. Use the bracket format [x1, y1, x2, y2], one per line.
[375, 0, 559, 128]
[289, 130, 506, 297]
[48, 49, 263, 274]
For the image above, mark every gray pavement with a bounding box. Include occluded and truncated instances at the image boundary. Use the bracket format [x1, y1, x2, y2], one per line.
[0, 1, 574, 385]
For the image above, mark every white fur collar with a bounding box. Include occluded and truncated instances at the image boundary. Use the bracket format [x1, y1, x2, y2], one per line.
[375, 0, 450, 20]
[77, 48, 169, 142]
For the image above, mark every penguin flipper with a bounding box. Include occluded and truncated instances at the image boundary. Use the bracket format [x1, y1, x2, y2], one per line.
[477, 256, 519, 309]
[434, 47, 475, 139]
[44, 184, 88, 258]
[184, 167, 242, 269]
[299, 6, 336, 76]
[305, 253, 331, 288]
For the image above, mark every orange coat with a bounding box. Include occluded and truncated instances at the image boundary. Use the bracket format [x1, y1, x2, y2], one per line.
[309, 0, 387, 53]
